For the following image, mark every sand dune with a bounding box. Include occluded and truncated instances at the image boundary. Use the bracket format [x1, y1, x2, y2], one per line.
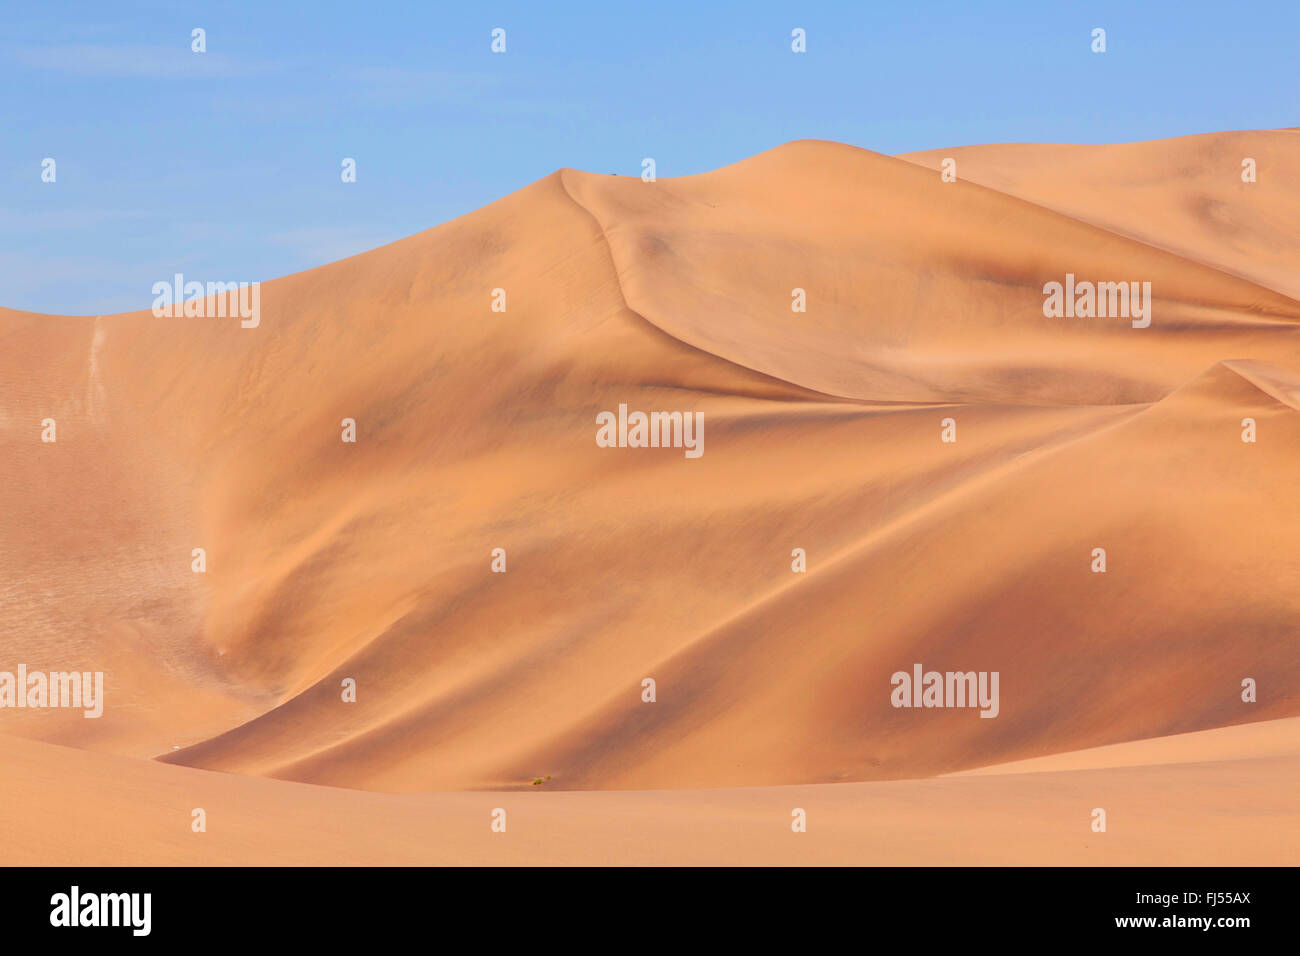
[899, 129, 1300, 300]
[2, 719, 1296, 865]
[1, 129, 1296, 861]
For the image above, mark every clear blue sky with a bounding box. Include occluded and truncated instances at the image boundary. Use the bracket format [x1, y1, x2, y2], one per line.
[4, 0, 1296, 314]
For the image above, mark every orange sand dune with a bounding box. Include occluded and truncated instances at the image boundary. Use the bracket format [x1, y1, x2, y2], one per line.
[2, 719, 1296, 865]
[899, 129, 1300, 300]
[1, 130, 1297, 852]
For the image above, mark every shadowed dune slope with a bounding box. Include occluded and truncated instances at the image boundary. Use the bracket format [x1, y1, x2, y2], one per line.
[1, 131, 1297, 794]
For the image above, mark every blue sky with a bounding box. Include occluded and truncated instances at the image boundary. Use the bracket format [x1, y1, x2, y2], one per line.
[3, 0, 1296, 314]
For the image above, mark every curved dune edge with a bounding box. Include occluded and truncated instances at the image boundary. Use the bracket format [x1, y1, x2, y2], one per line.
[947, 714, 1300, 776]
[2, 724, 1296, 865]
[2, 130, 1298, 795]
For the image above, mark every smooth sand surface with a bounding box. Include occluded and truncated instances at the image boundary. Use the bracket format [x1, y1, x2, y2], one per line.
[2, 130, 1296, 863]
[1, 722, 1295, 865]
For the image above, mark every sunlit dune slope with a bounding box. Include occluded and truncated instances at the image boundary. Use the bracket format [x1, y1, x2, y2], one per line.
[899, 129, 1300, 299]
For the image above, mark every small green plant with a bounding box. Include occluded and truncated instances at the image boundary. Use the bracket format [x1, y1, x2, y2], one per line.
[531, 775, 553, 786]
